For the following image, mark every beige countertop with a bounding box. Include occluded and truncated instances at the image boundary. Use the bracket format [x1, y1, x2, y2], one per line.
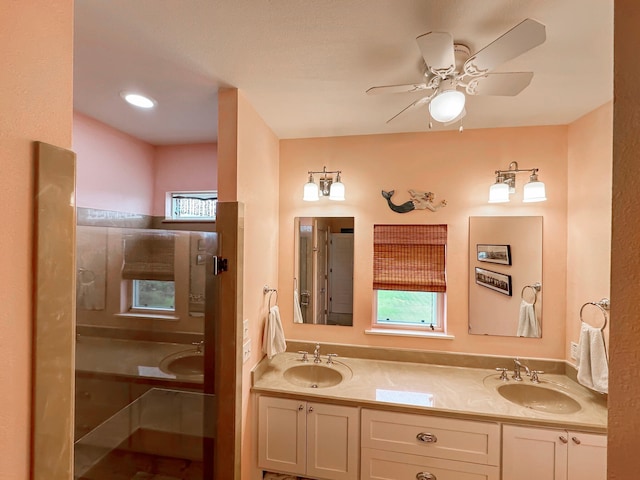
[252, 352, 608, 433]
[75, 335, 203, 385]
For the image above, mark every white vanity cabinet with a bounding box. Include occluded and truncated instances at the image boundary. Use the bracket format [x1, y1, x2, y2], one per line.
[360, 409, 501, 480]
[257, 395, 360, 480]
[502, 424, 607, 480]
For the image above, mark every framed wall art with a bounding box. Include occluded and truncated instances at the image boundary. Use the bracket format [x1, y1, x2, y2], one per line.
[477, 244, 511, 265]
[475, 267, 512, 296]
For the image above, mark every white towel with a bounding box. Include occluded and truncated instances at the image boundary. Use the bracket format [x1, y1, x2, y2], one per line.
[517, 300, 540, 337]
[262, 305, 287, 359]
[293, 288, 304, 324]
[576, 322, 608, 394]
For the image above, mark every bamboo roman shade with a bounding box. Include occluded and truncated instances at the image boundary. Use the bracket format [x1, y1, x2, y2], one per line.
[122, 232, 175, 281]
[373, 224, 447, 292]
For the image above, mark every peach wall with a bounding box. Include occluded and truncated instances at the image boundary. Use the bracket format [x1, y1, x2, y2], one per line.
[0, 1, 73, 478]
[609, 1, 640, 477]
[153, 143, 218, 216]
[278, 126, 568, 360]
[566, 102, 613, 362]
[73, 112, 155, 214]
[235, 92, 280, 480]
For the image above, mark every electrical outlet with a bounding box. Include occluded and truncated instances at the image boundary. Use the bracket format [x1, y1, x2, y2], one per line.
[243, 338, 252, 364]
[243, 319, 249, 340]
[570, 341, 579, 360]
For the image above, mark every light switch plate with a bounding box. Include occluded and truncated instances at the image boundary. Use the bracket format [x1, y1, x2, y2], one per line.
[243, 319, 249, 340]
[570, 341, 579, 360]
[243, 338, 252, 363]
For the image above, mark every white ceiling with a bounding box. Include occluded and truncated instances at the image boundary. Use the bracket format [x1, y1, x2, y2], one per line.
[73, 0, 613, 146]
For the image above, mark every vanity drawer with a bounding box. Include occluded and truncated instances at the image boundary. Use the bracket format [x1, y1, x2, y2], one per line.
[361, 447, 500, 480]
[361, 409, 499, 466]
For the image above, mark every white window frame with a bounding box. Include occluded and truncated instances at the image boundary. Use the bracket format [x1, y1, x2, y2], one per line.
[129, 279, 176, 313]
[165, 190, 217, 221]
[373, 290, 446, 332]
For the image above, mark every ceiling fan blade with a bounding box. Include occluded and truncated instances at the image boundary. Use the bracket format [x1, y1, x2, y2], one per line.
[471, 72, 534, 96]
[443, 108, 466, 126]
[463, 19, 546, 76]
[386, 96, 431, 123]
[366, 83, 431, 95]
[416, 32, 455, 72]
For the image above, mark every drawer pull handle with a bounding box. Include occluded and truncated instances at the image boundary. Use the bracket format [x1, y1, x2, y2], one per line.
[559, 436, 568, 444]
[416, 432, 438, 443]
[572, 436, 581, 445]
[416, 472, 436, 480]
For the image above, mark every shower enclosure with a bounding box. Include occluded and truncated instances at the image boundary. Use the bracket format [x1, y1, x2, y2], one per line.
[73, 225, 221, 480]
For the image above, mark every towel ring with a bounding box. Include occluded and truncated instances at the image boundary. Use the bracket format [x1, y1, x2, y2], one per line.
[579, 298, 609, 331]
[521, 282, 541, 304]
[264, 285, 278, 310]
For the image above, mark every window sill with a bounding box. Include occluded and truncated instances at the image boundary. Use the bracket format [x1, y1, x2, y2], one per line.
[161, 219, 215, 224]
[114, 313, 180, 321]
[365, 328, 455, 340]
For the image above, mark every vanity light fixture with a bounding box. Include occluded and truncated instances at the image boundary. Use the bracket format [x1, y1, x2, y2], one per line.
[120, 91, 157, 109]
[303, 166, 345, 201]
[489, 161, 547, 203]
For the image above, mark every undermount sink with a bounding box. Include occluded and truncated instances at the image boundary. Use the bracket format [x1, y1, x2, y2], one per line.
[283, 364, 347, 388]
[497, 383, 582, 414]
[159, 349, 204, 377]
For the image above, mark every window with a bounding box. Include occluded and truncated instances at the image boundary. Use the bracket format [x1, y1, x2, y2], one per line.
[372, 224, 447, 332]
[122, 231, 176, 314]
[168, 191, 217, 220]
[132, 280, 175, 311]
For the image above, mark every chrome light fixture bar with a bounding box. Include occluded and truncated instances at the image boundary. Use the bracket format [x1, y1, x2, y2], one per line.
[303, 166, 345, 201]
[489, 161, 546, 203]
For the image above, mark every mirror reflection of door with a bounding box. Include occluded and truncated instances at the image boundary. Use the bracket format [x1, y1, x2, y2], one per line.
[315, 220, 328, 324]
[295, 217, 354, 326]
[329, 233, 354, 325]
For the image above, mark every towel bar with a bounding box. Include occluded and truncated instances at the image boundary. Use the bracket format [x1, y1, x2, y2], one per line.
[579, 298, 609, 331]
[263, 285, 278, 310]
[520, 282, 541, 304]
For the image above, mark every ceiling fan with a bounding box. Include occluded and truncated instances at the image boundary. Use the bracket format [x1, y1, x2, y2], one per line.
[367, 19, 546, 126]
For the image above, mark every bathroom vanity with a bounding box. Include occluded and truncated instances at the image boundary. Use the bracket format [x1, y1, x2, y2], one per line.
[252, 352, 607, 480]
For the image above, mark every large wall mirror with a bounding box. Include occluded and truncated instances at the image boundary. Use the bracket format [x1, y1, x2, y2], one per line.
[468, 216, 543, 337]
[294, 217, 354, 326]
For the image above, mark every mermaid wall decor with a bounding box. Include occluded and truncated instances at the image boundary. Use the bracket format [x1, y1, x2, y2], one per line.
[381, 189, 447, 213]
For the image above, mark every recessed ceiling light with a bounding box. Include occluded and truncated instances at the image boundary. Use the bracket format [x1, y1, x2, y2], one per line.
[120, 91, 156, 109]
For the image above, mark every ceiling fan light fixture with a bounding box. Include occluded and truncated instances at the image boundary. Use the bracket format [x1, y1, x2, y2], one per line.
[429, 86, 466, 123]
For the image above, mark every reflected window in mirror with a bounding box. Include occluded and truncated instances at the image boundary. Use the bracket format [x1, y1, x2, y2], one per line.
[372, 224, 447, 333]
[294, 217, 354, 326]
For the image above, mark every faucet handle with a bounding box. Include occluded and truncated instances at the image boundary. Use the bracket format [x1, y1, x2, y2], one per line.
[326, 353, 338, 365]
[495, 367, 509, 381]
[530, 370, 544, 383]
[297, 351, 309, 362]
[192, 341, 204, 353]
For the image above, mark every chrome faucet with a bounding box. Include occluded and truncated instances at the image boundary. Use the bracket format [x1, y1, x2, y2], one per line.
[313, 343, 322, 363]
[192, 340, 204, 353]
[513, 357, 530, 381]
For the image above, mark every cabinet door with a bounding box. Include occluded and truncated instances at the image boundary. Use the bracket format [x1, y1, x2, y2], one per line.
[258, 396, 306, 475]
[306, 402, 359, 480]
[502, 425, 567, 480]
[567, 431, 607, 480]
